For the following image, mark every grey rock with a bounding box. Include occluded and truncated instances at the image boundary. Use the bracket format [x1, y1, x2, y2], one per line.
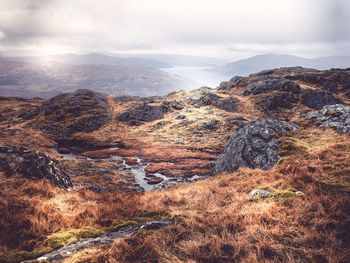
[215, 118, 299, 173]
[0, 146, 73, 188]
[243, 76, 300, 96]
[202, 119, 220, 130]
[170, 100, 184, 110]
[187, 89, 238, 112]
[304, 104, 350, 133]
[117, 102, 171, 123]
[176, 114, 186, 120]
[248, 189, 271, 197]
[301, 89, 341, 110]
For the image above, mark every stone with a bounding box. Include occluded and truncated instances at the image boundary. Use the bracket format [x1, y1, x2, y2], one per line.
[176, 114, 186, 120]
[0, 146, 73, 188]
[202, 119, 220, 130]
[301, 89, 341, 110]
[117, 102, 171, 123]
[304, 104, 350, 133]
[248, 189, 271, 197]
[215, 118, 299, 173]
[170, 100, 184, 110]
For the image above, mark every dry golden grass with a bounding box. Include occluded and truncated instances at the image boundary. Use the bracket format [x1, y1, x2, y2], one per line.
[103, 127, 350, 263]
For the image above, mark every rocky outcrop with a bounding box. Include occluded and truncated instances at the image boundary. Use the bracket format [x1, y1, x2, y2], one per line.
[117, 102, 172, 123]
[0, 146, 73, 188]
[301, 90, 341, 109]
[215, 118, 299, 173]
[243, 76, 301, 96]
[28, 89, 111, 136]
[286, 68, 350, 94]
[255, 92, 300, 113]
[187, 89, 238, 112]
[304, 104, 350, 133]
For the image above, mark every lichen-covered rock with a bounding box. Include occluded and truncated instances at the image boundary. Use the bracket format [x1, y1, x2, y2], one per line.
[304, 104, 350, 133]
[301, 90, 341, 109]
[0, 146, 73, 188]
[249, 189, 271, 197]
[215, 118, 299, 173]
[117, 102, 171, 123]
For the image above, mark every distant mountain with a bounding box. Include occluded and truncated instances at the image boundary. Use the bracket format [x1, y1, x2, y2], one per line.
[9, 53, 172, 69]
[0, 56, 198, 99]
[207, 54, 350, 76]
[109, 53, 228, 67]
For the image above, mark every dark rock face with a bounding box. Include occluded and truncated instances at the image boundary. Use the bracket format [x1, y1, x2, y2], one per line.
[117, 102, 171, 123]
[218, 81, 235, 91]
[28, 89, 111, 135]
[301, 90, 341, 110]
[215, 98, 238, 112]
[187, 90, 238, 112]
[243, 76, 301, 96]
[255, 92, 300, 113]
[215, 118, 299, 173]
[304, 104, 350, 133]
[0, 146, 73, 188]
[286, 68, 350, 93]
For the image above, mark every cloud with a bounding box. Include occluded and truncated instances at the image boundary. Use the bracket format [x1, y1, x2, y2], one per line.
[0, 0, 349, 58]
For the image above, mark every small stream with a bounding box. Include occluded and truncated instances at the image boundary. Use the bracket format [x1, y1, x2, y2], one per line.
[51, 148, 207, 192]
[22, 221, 171, 263]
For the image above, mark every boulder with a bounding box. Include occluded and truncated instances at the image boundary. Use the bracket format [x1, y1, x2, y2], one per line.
[215, 118, 299, 173]
[117, 102, 171, 123]
[170, 100, 184, 110]
[202, 119, 220, 130]
[0, 146, 73, 188]
[304, 104, 350, 133]
[301, 90, 341, 110]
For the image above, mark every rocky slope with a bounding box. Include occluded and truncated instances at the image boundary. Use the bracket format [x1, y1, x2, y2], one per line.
[0, 66, 349, 263]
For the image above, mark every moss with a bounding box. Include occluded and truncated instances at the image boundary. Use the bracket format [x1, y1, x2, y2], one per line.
[270, 188, 305, 199]
[107, 220, 138, 232]
[279, 138, 308, 156]
[0, 246, 52, 263]
[44, 226, 105, 250]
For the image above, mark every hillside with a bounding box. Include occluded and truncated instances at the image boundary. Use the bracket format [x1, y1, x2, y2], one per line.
[0, 67, 349, 262]
[208, 54, 350, 76]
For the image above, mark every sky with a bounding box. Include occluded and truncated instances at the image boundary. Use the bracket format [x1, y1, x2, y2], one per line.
[0, 0, 349, 60]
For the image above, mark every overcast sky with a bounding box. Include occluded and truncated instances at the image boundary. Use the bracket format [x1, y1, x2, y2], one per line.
[0, 0, 349, 60]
